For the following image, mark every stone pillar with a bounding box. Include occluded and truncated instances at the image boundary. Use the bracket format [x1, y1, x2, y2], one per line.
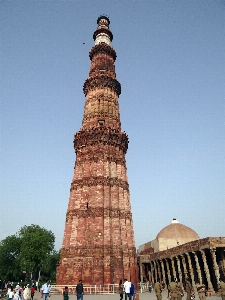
[156, 260, 161, 281]
[150, 261, 154, 283]
[153, 260, 158, 282]
[192, 251, 202, 284]
[181, 254, 188, 279]
[140, 262, 143, 283]
[176, 256, 183, 287]
[160, 259, 166, 285]
[210, 248, 220, 286]
[186, 252, 196, 292]
[193, 251, 202, 284]
[200, 250, 214, 292]
[165, 258, 171, 284]
[171, 257, 177, 280]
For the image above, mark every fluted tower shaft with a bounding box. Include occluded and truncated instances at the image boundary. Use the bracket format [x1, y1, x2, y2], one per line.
[56, 16, 137, 285]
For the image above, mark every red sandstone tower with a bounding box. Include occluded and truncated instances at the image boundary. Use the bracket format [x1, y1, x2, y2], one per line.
[56, 16, 138, 285]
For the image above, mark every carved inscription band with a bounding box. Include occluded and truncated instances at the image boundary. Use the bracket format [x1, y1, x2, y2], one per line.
[61, 244, 137, 257]
[75, 154, 126, 165]
[66, 207, 132, 221]
[83, 111, 119, 123]
[71, 176, 129, 191]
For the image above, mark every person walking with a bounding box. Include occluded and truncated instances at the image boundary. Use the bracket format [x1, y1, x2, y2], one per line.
[176, 278, 184, 300]
[184, 278, 192, 300]
[31, 285, 35, 300]
[154, 279, 163, 300]
[23, 285, 31, 300]
[119, 279, 123, 300]
[76, 280, 84, 300]
[63, 286, 69, 300]
[123, 279, 131, 300]
[7, 287, 14, 300]
[168, 278, 178, 300]
[130, 282, 135, 300]
[41, 280, 51, 300]
[196, 279, 206, 300]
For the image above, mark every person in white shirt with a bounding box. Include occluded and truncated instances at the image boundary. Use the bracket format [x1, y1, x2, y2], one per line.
[41, 279, 51, 300]
[123, 279, 131, 300]
[7, 287, 14, 300]
[24, 284, 31, 300]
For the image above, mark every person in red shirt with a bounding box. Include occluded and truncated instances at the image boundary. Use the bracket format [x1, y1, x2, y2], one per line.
[31, 285, 35, 300]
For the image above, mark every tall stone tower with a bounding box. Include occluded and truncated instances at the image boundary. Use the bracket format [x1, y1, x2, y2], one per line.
[56, 16, 137, 285]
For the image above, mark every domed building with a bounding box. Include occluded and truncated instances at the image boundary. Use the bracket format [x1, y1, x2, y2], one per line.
[137, 219, 225, 294]
[156, 218, 200, 251]
[138, 218, 200, 253]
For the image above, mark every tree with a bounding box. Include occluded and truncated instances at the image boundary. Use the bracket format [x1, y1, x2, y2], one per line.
[18, 225, 55, 281]
[42, 249, 61, 281]
[0, 235, 21, 281]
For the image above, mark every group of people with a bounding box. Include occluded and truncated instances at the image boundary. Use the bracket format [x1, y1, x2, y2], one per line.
[62, 280, 84, 300]
[119, 279, 135, 300]
[5, 279, 51, 300]
[151, 276, 225, 300]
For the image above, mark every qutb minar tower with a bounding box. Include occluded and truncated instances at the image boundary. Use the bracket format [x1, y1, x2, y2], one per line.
[56, 16, 138, 285]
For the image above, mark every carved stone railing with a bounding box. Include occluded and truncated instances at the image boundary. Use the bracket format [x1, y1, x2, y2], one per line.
[74, 126, 128, 153]
[89, 43, 117, 61]
[83, 76, 121, 96]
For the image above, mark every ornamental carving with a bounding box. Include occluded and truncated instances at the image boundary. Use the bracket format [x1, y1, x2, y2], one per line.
[83, 76, 121, 96]
[82, 111, 119, 123]
[66, 207, 132, 221]
[60, 245, 136, 258]
[70, 176, 129, 191]
[74, 126, 128, 154]
[75, 152, 126, 166]
[84, 93, 118, 107]
[89, 43, 117, 61]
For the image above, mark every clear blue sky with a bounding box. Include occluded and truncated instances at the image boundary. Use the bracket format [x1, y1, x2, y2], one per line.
[1, 0, 224, 250]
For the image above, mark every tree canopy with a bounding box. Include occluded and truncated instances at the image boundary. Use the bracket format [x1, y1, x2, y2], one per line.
[0, 224, 60, 282]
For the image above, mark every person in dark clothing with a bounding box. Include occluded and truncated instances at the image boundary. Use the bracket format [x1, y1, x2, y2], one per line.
[119, 279, 123, 300]
[130, 283, 135, 300]
[63, 286, 69, 300]
[76, 280, 84, 300]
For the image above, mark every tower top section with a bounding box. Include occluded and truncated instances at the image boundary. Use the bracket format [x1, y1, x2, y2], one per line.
[93, 15, 113, 45]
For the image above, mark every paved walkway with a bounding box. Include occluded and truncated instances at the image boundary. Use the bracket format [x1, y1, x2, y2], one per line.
[33, 290, 218, 300]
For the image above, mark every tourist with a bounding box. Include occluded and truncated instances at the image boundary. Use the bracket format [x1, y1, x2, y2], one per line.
[38, 281, 41, 292]
[130, 282, 135, 300]
[31, 285, 35, 300]
[218, 277, 225, 300]
[76, 280, 84, 300]
[154, 279, 163, 300]
[124, 279, 131, 300]
[19, 285, 24, 299]
[119, 279, 123, 300]
[175, 278, 184, 300]
[168, 277, 178, 300]
[63, 286, 69, 300]
[41, 279, 51, 300]
[196, 279, 207, 300]
[23, 284, 31, 300]
[7, 287, 14, 300]
[184, 278, 192, 300]
[148, 281, 153, 292]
